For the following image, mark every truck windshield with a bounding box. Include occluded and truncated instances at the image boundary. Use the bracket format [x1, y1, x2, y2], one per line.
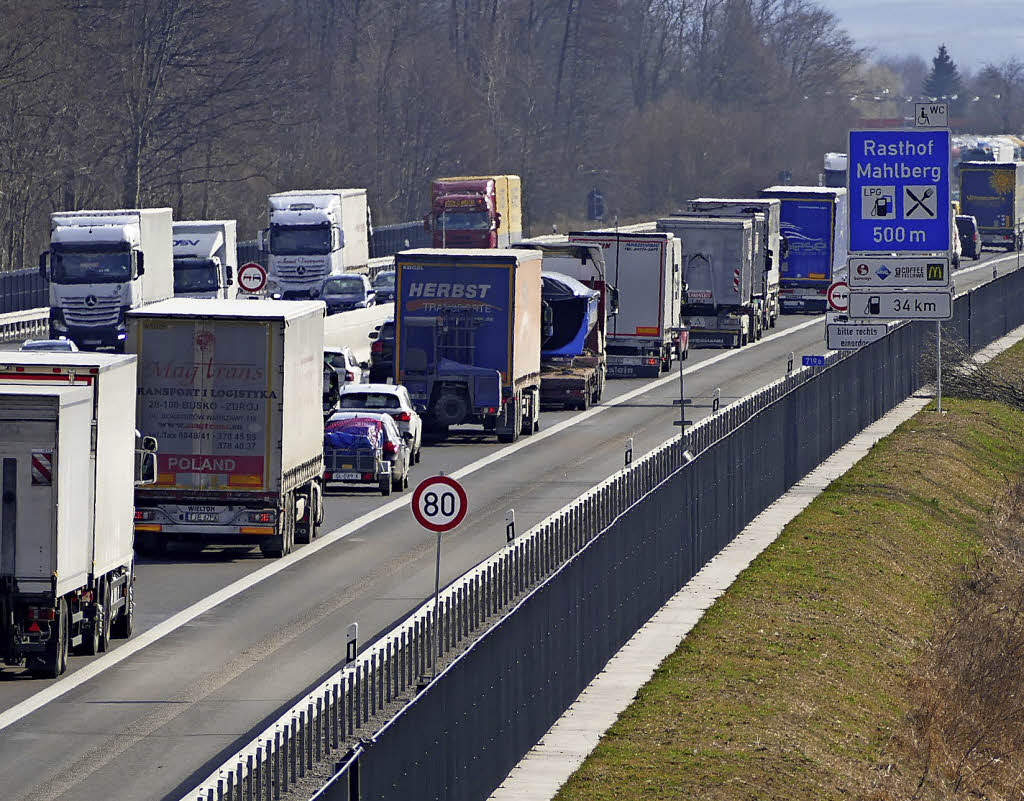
[270, 224, 331, 255]
[51, 247, 131, 284]
[174, 258, 219, 292]
[439, 211, 492, 230]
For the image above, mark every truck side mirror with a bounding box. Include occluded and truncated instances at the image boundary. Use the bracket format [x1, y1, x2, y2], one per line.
[135, 251, 145, 277]
[142, 435, 158, 452]
[135, 450, 158, 486]
[38, 251, 48, 278]
[368, 330, 379, 340]
[423, 214, 431, 232]
[494, 212, 502, 230]
[226, 262, 234, 286]
[258, 229, 267, 251]
[609, 287, 620, 316]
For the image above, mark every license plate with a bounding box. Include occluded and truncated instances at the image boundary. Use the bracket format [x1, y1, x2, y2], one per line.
[179, 512, 218, 522]
[332, 472, 362, 481]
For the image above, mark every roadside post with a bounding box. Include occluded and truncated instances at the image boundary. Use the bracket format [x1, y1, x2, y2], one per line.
[846, 126, 952, 409]
[411, 474, 468, 682]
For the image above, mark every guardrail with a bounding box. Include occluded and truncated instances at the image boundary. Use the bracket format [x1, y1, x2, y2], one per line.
[0, 307, 48, 343]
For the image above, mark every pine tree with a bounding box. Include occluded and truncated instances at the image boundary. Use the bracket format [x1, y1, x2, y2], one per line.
[922, 45, 963, 99]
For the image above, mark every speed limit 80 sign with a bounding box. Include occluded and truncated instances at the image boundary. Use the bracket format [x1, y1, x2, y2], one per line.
[411, 475, 468, 533]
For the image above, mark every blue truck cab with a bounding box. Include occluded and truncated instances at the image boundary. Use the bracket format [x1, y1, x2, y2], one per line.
[394, 249, 543, 443]
[760, 186, 848, 313]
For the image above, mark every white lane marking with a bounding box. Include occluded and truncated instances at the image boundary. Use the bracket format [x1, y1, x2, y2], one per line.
[0, 314, 831, 731]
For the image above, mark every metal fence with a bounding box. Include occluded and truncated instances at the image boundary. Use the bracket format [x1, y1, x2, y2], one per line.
[0, 268, 47, 314]
[181, 266, 1024, 801]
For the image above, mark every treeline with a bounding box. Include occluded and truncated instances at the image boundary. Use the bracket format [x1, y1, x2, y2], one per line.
[0, 0, 864, 271]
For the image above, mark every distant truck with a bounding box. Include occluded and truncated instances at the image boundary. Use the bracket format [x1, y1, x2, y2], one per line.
[393, 249, 542, 442]
[823, 152, 848, 188]
[685, 197, 783, 330]
[515, 241, 614, 409]
[959, 161, 1024, 251]
[40, 208, 174, 351]
[759, 186, 848, 313]
[128, 299, 326, 558]
[172, 220, 238, 299]
[261, 189, 371, 299]
[658, 216, 756, 348]
[0, 353, 149, 677]
[567, 231, 683, 377]
[426, 176, 522, 248]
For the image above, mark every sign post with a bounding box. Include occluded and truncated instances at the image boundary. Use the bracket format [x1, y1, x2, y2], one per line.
[411, 474, 468, 681]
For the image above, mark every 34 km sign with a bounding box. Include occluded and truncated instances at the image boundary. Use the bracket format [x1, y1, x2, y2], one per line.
[412, 475, 468, 533]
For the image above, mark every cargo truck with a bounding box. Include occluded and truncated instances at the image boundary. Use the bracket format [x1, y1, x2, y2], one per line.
[658, 216, 756, 348]
[40, 208, 174, 351]
[514, 241, 614, 410]
[128, 299, 326, 558]
[567, 231, 683, 377]
[685, 197, 783, 330]
[759, 186, 848, 313]
[394, 249, 542, 442]
[0, 353, 148, 677]
[959, 161, 1024, 251]
[173, 220, 238, 299]
[426, 176, 522, 248]
[261, 189, 371, 299]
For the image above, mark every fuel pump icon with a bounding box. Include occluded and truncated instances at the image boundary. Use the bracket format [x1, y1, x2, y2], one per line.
[868, 296, 881, 315]
[872, 196, 890, 216]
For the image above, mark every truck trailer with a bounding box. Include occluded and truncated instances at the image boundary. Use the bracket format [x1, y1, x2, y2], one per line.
[262, 189, 371, 299]
[567, 231, 683, 377]
[515, 241, 614, 410]
[659, 216, 756, 348]
[759, 186, 848, 313]
[426, 176, 523, 248]
[0, 353, 143, 677]
[173, 220, 238, 299]
[394, 248, 542, 442]
[41, 208, 174, 351]
[685, 197, 783, 330]
[128, 299, 326, 558]
[959, 161, 1024, 251]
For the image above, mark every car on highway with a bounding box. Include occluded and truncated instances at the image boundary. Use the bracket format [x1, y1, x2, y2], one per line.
[320, 274, 375, 314]
[323, 411, 411, 496]
[19, 338, 78, 352]
[372, 270, 396, 303]
[368, 319, 395, 383]
[337, 383, 422, 463]
[325, 346, 366, 387]
[956, 214, 982, 261]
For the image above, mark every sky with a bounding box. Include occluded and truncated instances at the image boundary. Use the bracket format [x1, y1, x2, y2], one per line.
[819, 1, 1024, 72]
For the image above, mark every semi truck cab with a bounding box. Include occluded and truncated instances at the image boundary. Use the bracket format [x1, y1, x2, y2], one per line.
[172, 221, 237, 299]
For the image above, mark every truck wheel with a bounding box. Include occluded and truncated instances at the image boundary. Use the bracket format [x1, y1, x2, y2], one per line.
[30, 598, 68, 678]
[111, 575, 134, 639]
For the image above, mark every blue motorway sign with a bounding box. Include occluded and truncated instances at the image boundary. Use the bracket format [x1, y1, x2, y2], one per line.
[847, 129, 951, 254]
[802, 355, 826, 367]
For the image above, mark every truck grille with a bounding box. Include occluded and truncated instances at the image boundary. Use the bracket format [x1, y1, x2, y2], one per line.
[274, 264, 327, 282]
[62, 294, 120, 326]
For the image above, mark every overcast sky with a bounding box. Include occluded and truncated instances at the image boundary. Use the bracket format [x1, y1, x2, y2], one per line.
[819, 1, 1024, 72]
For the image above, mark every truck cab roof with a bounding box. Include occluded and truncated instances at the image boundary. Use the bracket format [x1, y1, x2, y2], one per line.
[396, 247, 542, 262]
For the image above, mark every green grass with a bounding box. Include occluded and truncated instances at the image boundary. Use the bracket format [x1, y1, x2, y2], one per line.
[554, 343, 1024, 801]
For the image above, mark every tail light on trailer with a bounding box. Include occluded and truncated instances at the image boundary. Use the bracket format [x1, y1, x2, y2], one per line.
[346, 371, 355, 382]
[646, 358, 658, 365]
[247, 511, 275, 524]
[371, 341, 383, 354]
[134, 509, 155, 521]
[394, 411, 411, 422]
[25, 606, 56, 621]
[362, 472, 374, 481]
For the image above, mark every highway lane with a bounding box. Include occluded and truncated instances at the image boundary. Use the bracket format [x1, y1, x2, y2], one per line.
[0, 250, 1016, 800]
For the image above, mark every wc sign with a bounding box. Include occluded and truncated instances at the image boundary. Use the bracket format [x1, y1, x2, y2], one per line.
[914, 102, 948, 128]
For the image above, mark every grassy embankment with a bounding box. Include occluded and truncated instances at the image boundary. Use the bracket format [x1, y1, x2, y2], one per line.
[556, 342, 1024, 801]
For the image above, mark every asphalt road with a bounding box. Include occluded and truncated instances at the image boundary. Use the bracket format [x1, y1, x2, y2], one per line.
[0, 251, 1017, 801]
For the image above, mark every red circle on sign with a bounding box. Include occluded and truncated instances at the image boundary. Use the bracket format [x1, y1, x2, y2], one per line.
[411, 475, 468, 533]
[827, 281, 849, 312]
[238, 262, 267, 293]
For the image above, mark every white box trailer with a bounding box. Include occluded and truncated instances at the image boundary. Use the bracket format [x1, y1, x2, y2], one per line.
[567, 231, 683, 377]
[658, 216, 757, 348]
[128, 299, 326, 558]
[686, 198, 782, 329]
[44, 208, 174, 351]
[173, 220, 238, 299]
[0, 355, 139, 677]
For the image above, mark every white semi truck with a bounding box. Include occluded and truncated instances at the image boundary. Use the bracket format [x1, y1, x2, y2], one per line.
[128, 299, 326, 558]
[0, 353, 150, 677]
[261, 190, 370, 299]
[567, 231, 683, 377]
[172, 220, 238, 299]
[40, 208, 174, 351]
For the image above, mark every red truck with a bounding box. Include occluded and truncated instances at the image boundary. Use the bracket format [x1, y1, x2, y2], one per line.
[425, 175, 523, 248]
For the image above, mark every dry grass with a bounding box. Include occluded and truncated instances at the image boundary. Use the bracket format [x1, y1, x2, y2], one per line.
[555, 343, 1024, 801]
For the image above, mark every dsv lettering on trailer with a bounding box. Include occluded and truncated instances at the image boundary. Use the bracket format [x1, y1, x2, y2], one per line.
[173, 239, 200, 247]
[407, 282, 492, 299]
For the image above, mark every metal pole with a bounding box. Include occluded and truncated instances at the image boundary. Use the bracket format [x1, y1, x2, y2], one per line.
[677, 349, 685, 434]
[936, 320, 942, 413]
[431, 530, 442, 680]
